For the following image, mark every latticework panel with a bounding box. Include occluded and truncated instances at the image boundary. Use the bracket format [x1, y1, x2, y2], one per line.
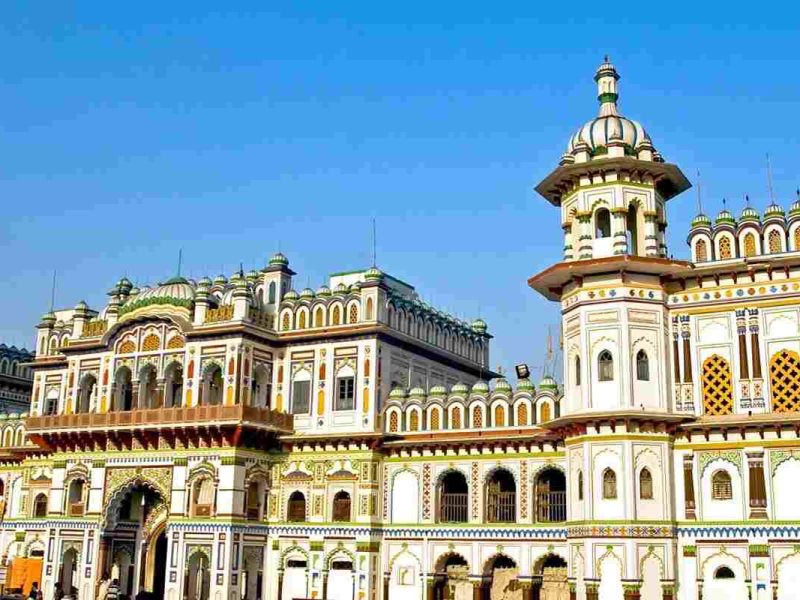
[769, 229, 782, 253]
[702, 354, 734, 415]
[744, 233, 757, 257]
[719, 236, 732, 259]
[494, 405, 505, 426]
[769, 349, 800, 413]
[695, 239, 708, 262]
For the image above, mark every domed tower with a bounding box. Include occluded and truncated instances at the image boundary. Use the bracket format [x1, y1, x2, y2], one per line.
[529, 60, 691, 599]
[537, 58, 689, 262]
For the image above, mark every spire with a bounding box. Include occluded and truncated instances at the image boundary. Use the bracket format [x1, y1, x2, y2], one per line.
[766, 153, 776, 204]
[594, 56, 620, 117]
[695, 169, 704, 214]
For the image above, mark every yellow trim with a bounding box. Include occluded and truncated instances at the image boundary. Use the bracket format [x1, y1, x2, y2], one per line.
[675, 439, 800, 451]
[565, 434, 672, 446]
[384, 451, 564, 463]
[672, 296, 800, 315]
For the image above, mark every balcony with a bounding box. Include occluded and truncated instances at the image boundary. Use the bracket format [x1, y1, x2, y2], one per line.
[26, 404, 294, 436]
[535, 491, 566, 523]
[438, 493, 468, 523]
[246, 506, 260, 521]
[69, 502, 85, 517]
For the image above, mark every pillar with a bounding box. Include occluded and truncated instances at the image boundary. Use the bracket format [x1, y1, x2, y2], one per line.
[683, 454, 696, 520]
[747, 452, 768, 519]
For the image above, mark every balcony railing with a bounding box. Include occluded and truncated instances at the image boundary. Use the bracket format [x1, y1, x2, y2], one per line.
[27, 404, 294, 433]
[486, 491, 516, 523]
[535, 491, 566, 523]
[246, 506, 260, 521]
[193, 504, 212, 518]
[287, 501, 306, 522]
[438, 493, 468, 523]
[332, 499, 351, 522]
[69, 502, 85, 517]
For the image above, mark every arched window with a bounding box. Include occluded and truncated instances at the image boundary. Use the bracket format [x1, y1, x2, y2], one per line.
[290, 371, 311, 415]
[744, 232, 757, 257]
[200, 365, 224, 406]
[113, 367, 133, 411]
[429, 407, 441, 430]
[626, 203, 639, 254]
[282, 312, 291, 331]
[598, 350, 614, 382]
[769, 229, 783, 253]
[636, 350, 650, 381]
[138, 365, 158, 409]
[268, 282, 276, 304]
[287, 491, 306, 522]
[485, 469, 516, 523]
[540, 402, 551, 422]
[437, 471, 468, 523]
[388, 410, 399, 432]
[408, 410, 419, 431]
[332, 491, 351, 522]
[577, 471, 584, 501]
[516, 403, 528, 426]
[332, 306, 342, 326]
[471, 406, 483, 428]
[77, 374, 97, 414]
[451, 406, 462, 429]
[711, 470, 732, 500]
[33, 493, 47, 518]
[191, 477, 216, 517]
[595, 208, 611, 238]
[602, 468, 617, 499]
[719, 236, 732, 259]
[314, 307, 324, 328]
[639, 468, 653, 499]
[493, 404, 505, 427]
[702, 355, 733, 415]
[695, 238, 708, 262]
[297, 311, 307, 329]
[164, 363, 184, 408]
[794, 227, 800, 252]
[244, 480, 263, 521]
[366, 297, 374, 321]
[714, 567, 735, 580]
[574, 356, 581, 386]
[770, 349, 800, 413]
[348, 304, 359, 324]
[67, 479, 86, 516]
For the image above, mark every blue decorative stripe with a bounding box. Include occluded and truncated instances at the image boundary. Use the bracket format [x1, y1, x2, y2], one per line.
[678, 524, 800, 538]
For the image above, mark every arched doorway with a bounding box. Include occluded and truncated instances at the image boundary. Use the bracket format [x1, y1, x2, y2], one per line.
[433, 553, 469, 600]
[241, 547, 264, 600]
[163, 362, 184, 408]
[113, 366, 133, 411]
[186, 548, 211, 600]
[534, 554, 568, 600]
[77, 373, 97, 413]
[327, 557, 355, 600]
[437, 470, 468, 523]
[482, 554, 518, 600]
[101, 481, 168, 599]
[485, 469, 516, 523]
[59, 546, 79, 597]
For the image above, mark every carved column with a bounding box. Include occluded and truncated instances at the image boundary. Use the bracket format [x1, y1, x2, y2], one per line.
[586, 583, 599, 600]
[747, 451, 768, 519]
[681, 316, 693, 383]
[383, 574, 390, 600]
[672, 318, 681, 385]
[683, 454, 696, 520]
[737, 311, 750, 379]
[749, 309, 763, 380]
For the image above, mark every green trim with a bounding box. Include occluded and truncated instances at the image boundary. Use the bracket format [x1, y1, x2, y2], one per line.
[683, 546, 696, 557]
[385, 451, 563, 463]
[119, 296, 193, 316]
[562, 180, 657, 205]
[598, 93, 618, 104]
[221, 456, 246, 467]
[310, 541, 324, 552]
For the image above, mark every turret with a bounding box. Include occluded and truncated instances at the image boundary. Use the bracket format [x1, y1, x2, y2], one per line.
[261, 252, 295, 315]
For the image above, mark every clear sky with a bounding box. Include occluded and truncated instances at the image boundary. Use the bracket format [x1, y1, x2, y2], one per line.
[2, 2, 800, 380]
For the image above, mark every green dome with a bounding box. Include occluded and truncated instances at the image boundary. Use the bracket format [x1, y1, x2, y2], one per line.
[764, 202, 786, 220]
[494, 378, 512, 392]
[197, 276, 212, 287]
[283, 289, 299, 301]
[450, 382, 469, 395]
[429, 385, 447, 396]
[334, 283, 349, 295]
[364, 267, 383, 281]
[40, 311, 56, 325]
[75, 300, 89, 311]
[300, 288, 315, 299]
[739, 205, 760, 223]
[269, 252, 289, 267]
[715, 208, 736, 227]
[388, 387, 407, 399]
[247, 269, 260, 281]
[117, 277, 133, 290]
[539, 375, 558, 391]
[128, 286, 140, 296]
[790, 192, 800, 218]
[471, 318, 488, 334]
[349, 283, 361, 293]
[213, 274, 228, 286]
[690, 213, 712, 229]
[517, 378, 535, 392]
[408, 387, 426, 398]
[316, 285, 332, 297]
[471, 380, 490, 394]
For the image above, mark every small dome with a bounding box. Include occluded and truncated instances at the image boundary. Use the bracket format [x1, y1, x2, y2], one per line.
[471, 318, 488, 334]
[117, 277, 133, 290]
[364, 267, 383, 281]
[40, 311, 56, 325]
[471, 380, 490, 394]
[739, 205, 761, 223]
[539, 375, 558, 391]
[349, 283, 361, 293]
[450, 382, 469, 395]
[388, 387, 407, 399]
[517, 378, 535, 392]
[246, 269, 260, 281]
[715, 208, 736, 227]
[213, 274, 228, 286]
[334, 283, 349, 294]
[283, 289, 299, 301]
[197, 276, 212, 287]
[493, 378, 512, 392]
[690, 213, 712, 229]
[316, 285, 332, 297]
[429, 385, 447, 396]
[74, 300, 88, 311]
[269, 252, 289, 267]
[790, 199, 800, 219]
[0, 413, 8, 421]
[300, 288, 315, 299]
[764, 202, 786, 220]
[408, 387, 426, 398]
[128, 287, 140, 296]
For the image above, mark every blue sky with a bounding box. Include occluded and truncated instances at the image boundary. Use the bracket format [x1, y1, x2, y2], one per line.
[2, 3, 800, 379]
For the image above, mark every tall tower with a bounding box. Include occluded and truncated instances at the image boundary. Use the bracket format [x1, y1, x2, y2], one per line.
[529, 60, 692, 600]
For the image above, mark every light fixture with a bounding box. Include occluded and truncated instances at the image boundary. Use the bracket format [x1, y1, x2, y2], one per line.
[515, 363, 530, 379]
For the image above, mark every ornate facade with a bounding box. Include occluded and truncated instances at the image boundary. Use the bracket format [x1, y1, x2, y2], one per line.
[1, 59, 800, 600]
[0, 344, 34, 413]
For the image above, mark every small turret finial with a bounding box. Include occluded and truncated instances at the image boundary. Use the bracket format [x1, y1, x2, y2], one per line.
[595, 57, 620, 117]
[745, 194, 751, 208]
[695, 170, 703, 214]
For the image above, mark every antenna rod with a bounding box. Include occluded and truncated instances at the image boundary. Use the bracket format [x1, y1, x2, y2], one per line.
[372, 217, 377, 268]
[695, 169, 703, 214]
[49, 271, 57, 312]
[766, 153, 776, 203]
[177, 248, 183, 277]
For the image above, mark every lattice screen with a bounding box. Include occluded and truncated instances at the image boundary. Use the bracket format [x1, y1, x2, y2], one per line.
[744, 233, 757, 257]
[769, 349, 800, 413]
[719, 236, 732, 259]
[702, 354, 734, 415]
